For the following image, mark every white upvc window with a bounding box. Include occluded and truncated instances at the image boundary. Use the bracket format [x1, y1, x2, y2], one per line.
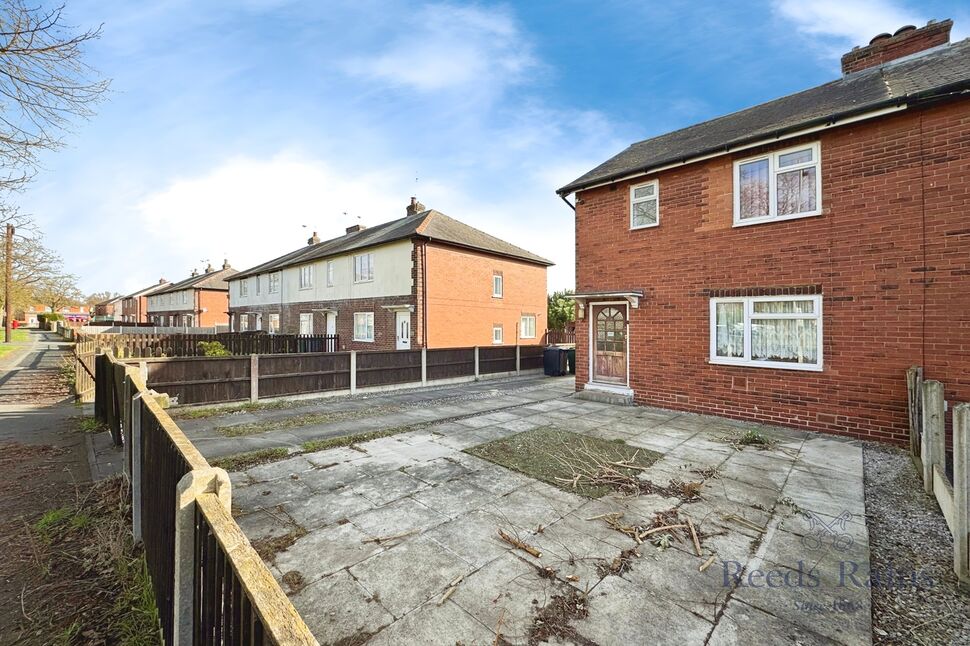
[327, 260, 335, 287]
[255, 276, 261, 296]
[239, 280, 248, 297]
[239, 315, 249, 332]
[299, 265, 313, 289]
[492, 324, 504, 344]
[709, 295, 823, 371]
[520, 315, 536, 339]
[255, 314, 262, 331]
[299, 313, 313, 335]
[353, 254, 374, 283]
[630, 180, 659, 229]
[353, 312, 374, 341]
[182, 291, 188, 304]
[734, 142, 821, 226]
[268, 313, 280, 334]
[492, 274, 503, 298]
[268, 272, 280, 294]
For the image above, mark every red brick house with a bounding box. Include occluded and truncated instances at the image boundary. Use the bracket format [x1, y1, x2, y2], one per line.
[120, 279, 169, 324]
[147, 262, 236, 328]
[228, 199, 551, 351]
[558, 21, 970, 444]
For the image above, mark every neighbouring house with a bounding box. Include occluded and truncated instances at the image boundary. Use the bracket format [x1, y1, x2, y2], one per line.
[92, 295, 124, 322]
[120, 279, 170, 324]
[557, 20, 970, 444]
[147, 262, 236, 328]
[228, 199, 552, 350]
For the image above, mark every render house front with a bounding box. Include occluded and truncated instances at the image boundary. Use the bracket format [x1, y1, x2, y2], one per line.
[147, 262, 236, 328]
[120, 278, 169, 324]
[558, 21, 969, 444]
[228, 199, 551, 351]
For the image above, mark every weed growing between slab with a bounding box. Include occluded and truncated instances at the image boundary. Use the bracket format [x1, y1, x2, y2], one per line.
[250, 526, 307, 563]
[77, 416, 105, 433]
[301, 425, 415, 453]
[528, 589, 594, 646]
[170, 399, 294, 420]
[210, 447, 288, 471]
[466, 427, 661, 498]
[216, 407, 394, 437]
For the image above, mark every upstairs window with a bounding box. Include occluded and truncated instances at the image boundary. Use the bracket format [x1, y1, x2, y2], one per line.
[710, 295, 822, 371]
[182, 291, 188, 304]
[268, 272, 280, 294]
[239, 281, 248, 297]
[299, 265, 313, 289]
[327, 261, 335, 287]
[630, 180, 659, 229]
[354, 254, 374, 283]
[255, 276, 261, 295]
[492, 274, 503, 298]
[735, 143, 821, 226]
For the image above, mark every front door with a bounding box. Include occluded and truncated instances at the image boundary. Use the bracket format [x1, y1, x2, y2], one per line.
[396, 311, 411, 350]
[593, 305, 627, 384]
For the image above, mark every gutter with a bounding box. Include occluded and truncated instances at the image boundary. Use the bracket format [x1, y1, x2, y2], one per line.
[557, 79, 970, 197]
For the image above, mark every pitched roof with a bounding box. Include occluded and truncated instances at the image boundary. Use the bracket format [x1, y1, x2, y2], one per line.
[231, 209, 552, 280]
[123, 281, 170, 300]
[154, 267, 238, 295]
[558, 38, 970, 196]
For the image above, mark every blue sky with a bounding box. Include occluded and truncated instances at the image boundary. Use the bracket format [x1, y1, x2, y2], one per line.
[20, 0, 969, 294]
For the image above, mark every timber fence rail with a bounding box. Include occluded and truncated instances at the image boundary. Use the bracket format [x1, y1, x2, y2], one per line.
[906, 366, 969, 589]
[543, 329, 576, 345]
[78, 331, 340, 358]
[124, 344, 548, 407]
[95, 352, 318, 645]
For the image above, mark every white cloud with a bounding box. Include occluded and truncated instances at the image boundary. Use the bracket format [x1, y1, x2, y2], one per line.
[773, 0, 925, 54]
[342, 3, 536, 95]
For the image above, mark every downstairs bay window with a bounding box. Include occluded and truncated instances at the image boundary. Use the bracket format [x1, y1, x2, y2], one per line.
[709, 295, 822, 371]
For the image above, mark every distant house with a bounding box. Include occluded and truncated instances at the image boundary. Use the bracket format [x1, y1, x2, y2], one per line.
[228, 199, 552, 350]
[120, 279, 169, 324]
[147, 262, 236, 328]
[92, 296, 124, 322]
[557, 20, 970, 443]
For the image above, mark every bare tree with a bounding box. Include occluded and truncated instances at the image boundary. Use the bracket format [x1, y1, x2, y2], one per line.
[32, 271, 81, 312]
[0, 1, 108, 190]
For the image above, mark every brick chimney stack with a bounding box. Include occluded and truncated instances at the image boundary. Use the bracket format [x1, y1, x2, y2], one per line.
[307, 231, 320, 245]
[205, 263, 214, 274]
[191, 268, 199, 277]
[841, 19, 952, 75]
[159, 278, 166, 284]
[406, 196, 426, 217]
[222, 259, 231, 270]
[346, 224, 367, 234]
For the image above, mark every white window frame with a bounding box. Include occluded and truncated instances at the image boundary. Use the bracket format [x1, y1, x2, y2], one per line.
[492, 274, 503, 298]
[492, 324, 503, 345]
[353, 312, 375, 342]
[629, 179, 660, 230]
[733, 142, 822, 227]
[327, 260, 335, 287]
[353, 254, 374, 283]
[255, 276, 261, 296]
[239, 280, 248, 297]
[709, 294, 823, 371]
[268, 272, 280, 294]
[268, 313, 280, 334]
[299, 265, 313, 289]
[520, 315, 536, 339]
[182, 291, 188, 304]
[239, 315, 249, 332]
[299, 312, 313, 335]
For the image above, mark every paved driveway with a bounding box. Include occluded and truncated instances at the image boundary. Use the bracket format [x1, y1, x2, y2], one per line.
[226, 380, 871, 645]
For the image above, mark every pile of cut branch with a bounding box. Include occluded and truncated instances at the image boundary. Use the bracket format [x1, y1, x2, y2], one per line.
[594, 508, 704, 555]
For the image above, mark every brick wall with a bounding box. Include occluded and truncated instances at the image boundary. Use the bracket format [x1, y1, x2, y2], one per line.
[424, 243, 548, 348]
[574, 100, 970, 444]
[841, 21, 951, 75]
[198, 290, 230, 327]
[231, 294, 417, 351]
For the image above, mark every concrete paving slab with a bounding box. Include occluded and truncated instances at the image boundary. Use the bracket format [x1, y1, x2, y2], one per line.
[349, 496, 448, 537]
[423, 510, 515, 568]
[411, 477, 496, 519]
[708, 598, 837, 645]
[350, 469, 430, 506]
[231, 478, 312, 514]
[284, 488, 376, 530]
[289, 570, 395, 644]
[365, 600, 493, 646]
[246, 455, 315, 482]
[298, 462, 363, 493]
[234, 508, 300, 543]
[275, 520, 384, 584]
[349, 535, 473, 618]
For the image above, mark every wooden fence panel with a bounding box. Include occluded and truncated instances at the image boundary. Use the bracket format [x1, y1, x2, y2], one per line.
[426, 348, 475, 381]
[78, 331, 338, 358]
[356, 350, 422, 388]
[479, 346, 517, 374]
[520, 345, 545, 371]
[147, 356, 251, 405]
[258, 353, 352, 398]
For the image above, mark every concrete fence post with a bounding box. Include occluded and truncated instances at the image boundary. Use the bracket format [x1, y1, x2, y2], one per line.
[249, 354, 259, 403]
[131, 391, 144, 543]
[474, 347, 480, 380]
[350, 350, 357, 394]
[954, 402, 969, 589]
[421, 347, 428, 385]
[172, 467, 231, 646]
[138, 360, 148, 384]
[921, 380, 945, 494]
[515, 345, 521, 374]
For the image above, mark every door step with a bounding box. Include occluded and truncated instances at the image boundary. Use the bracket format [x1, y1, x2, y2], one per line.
[575, 387, 634, 406]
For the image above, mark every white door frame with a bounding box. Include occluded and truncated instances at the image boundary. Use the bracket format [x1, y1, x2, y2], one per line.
[587, 300, 632, 394]
[396, 311, 411, 350]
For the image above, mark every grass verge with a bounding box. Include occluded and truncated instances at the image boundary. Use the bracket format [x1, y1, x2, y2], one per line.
[301, 425, 413, 453]
[210, 447, 289, 471]
[466, 426, 661, 498]
[170, 399, 293, 420]
[215, 407, 394, 437]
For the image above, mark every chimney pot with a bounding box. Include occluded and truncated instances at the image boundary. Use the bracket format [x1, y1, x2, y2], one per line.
[205, 263, 214, 273]
[307, 231, 320, 245]
[191, 269, 199, 277]
[222, 259, 230, 269]
[406, 196, 426, 217]
[842, 19, 952, 75]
